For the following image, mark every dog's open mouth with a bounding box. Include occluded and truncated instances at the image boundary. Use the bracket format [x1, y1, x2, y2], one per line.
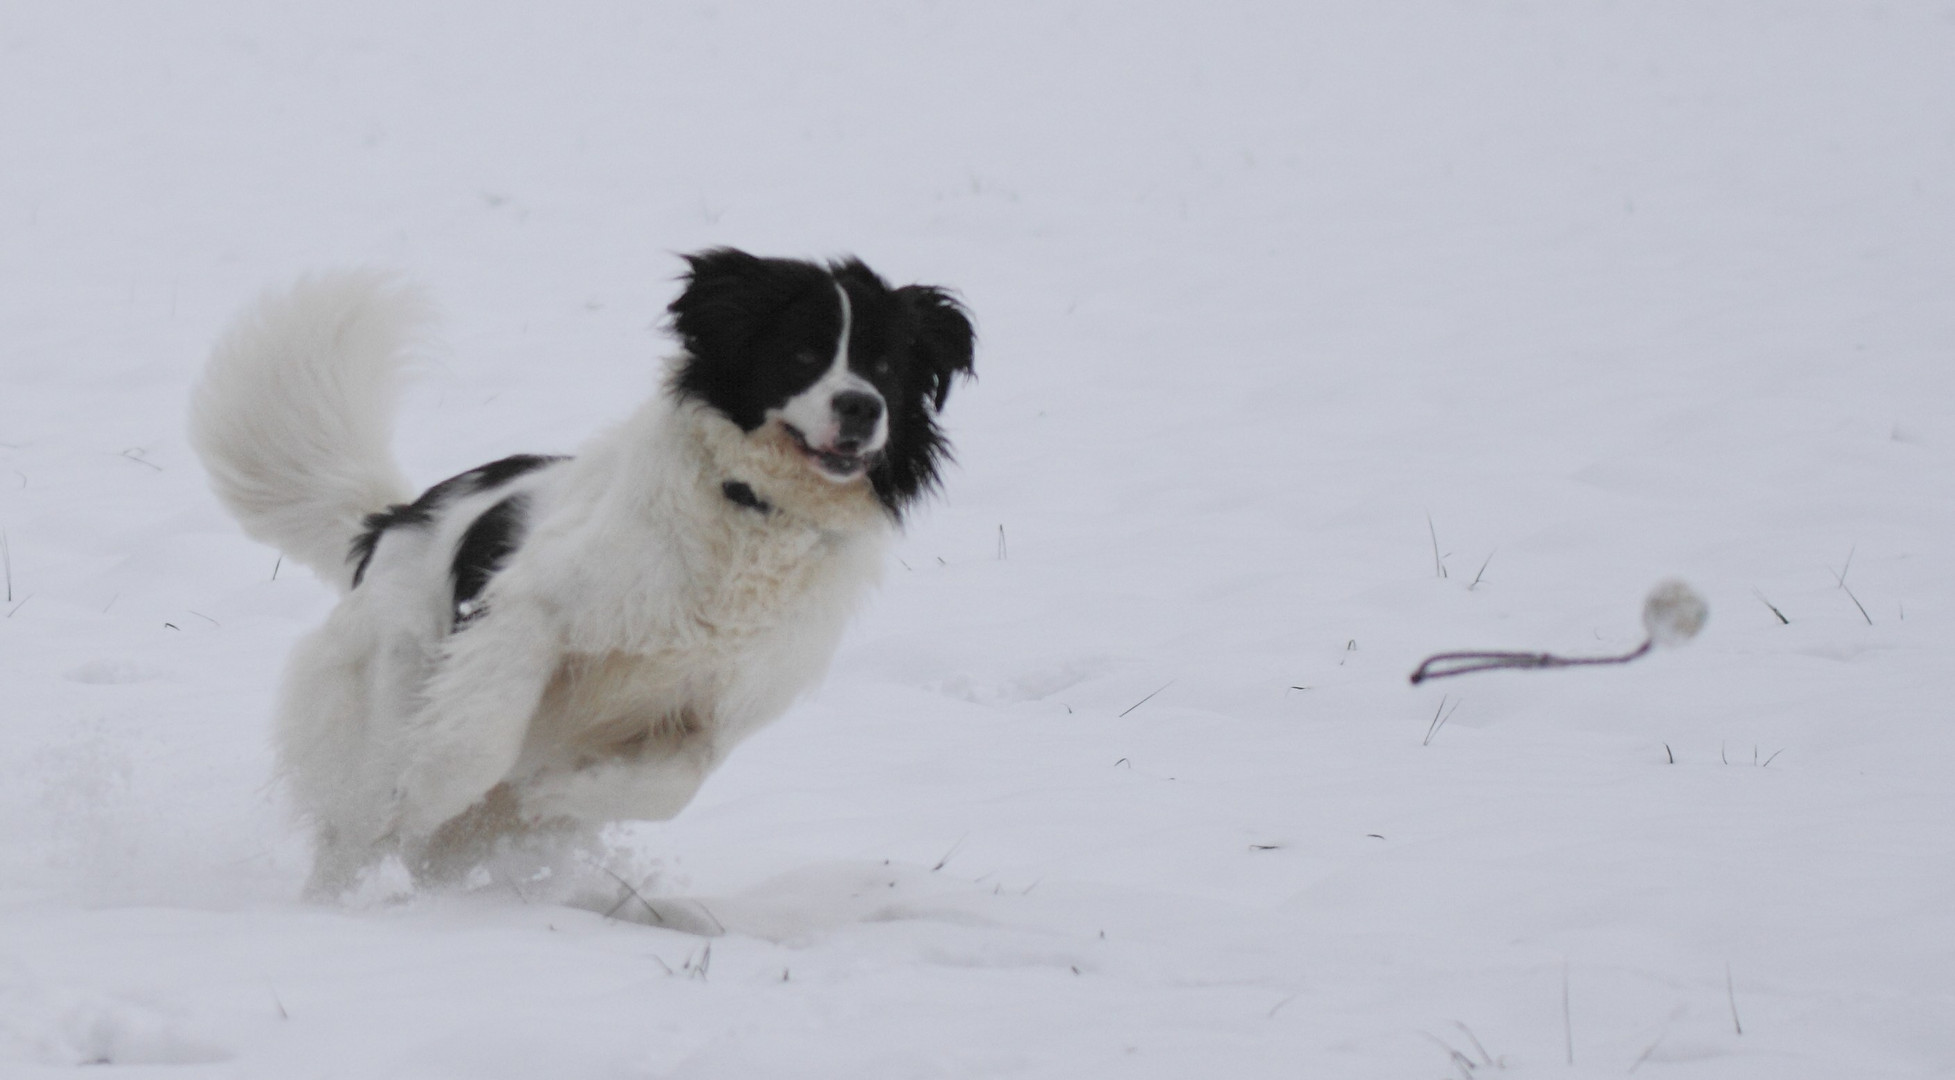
[783, 424, 873, 480]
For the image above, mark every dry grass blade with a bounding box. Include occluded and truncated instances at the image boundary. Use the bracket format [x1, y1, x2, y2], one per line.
[1562, 961, 1575, 1066]
[1752, 588, 1788, 624]
[1118, 681, 1173, 717]
[932, 833, 968, 872]
[1833, 548, 1873, 625]
[1422, 695, 1461, 746]
[597, 865, 666, 925]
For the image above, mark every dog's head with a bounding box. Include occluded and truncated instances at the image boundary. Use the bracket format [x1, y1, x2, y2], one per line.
[668, 248, 975, 516]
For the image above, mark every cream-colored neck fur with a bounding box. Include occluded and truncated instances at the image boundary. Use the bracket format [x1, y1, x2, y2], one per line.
[515, 390, 892, 793]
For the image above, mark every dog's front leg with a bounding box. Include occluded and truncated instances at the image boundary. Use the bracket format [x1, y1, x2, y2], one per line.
[388, 600, 559, 842]
[519, 736, 719, 825]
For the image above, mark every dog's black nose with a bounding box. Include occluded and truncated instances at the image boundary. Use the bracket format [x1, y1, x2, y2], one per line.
[832, 391, 884, 446]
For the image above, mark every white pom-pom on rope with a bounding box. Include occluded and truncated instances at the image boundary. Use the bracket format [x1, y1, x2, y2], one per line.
[1409, 579, 1709, 685]
[1641, 578, 1709, 647]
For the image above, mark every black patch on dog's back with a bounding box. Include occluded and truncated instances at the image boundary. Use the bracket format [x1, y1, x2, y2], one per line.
[349, 454, 563, 587]
[450, 494, 529, 630]
[464, 453, 565, 491]
[349, 504, 435, 587]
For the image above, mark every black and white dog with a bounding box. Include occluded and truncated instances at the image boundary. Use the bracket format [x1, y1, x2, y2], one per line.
[190, 250, 974, 896]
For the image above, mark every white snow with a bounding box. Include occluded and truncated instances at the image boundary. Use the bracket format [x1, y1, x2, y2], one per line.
[3, 2, 1953, 1076]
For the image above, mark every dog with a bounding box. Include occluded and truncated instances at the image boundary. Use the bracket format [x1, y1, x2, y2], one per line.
[189, 249, 975, 897]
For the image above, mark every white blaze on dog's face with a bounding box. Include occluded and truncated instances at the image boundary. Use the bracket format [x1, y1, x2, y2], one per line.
[771, 283, 888, 482]
[667, 248, 977, 516]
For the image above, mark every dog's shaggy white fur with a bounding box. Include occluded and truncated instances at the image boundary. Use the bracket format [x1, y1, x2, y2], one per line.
[190, 255, 972, 897]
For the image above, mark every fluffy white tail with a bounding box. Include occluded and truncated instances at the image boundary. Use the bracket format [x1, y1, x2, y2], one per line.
[189, 271, 427, 590]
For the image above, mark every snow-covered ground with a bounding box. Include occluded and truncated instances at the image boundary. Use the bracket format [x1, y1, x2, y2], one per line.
[3, 2, 1952, 1075]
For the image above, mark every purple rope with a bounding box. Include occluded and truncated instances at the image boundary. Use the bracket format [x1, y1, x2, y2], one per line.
[1409, 639, 1652, 685]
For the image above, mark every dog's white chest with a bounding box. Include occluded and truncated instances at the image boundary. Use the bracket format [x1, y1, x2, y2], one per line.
[524, 506, 883, 774]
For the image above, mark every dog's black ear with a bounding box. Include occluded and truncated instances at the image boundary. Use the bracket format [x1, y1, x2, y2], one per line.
[669, 248, 814, 363]
[899, 285, 975, 411]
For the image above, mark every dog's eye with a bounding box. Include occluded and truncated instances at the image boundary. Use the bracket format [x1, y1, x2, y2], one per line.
[795, 350, 822, 366]
[872, 358, 891, 376]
